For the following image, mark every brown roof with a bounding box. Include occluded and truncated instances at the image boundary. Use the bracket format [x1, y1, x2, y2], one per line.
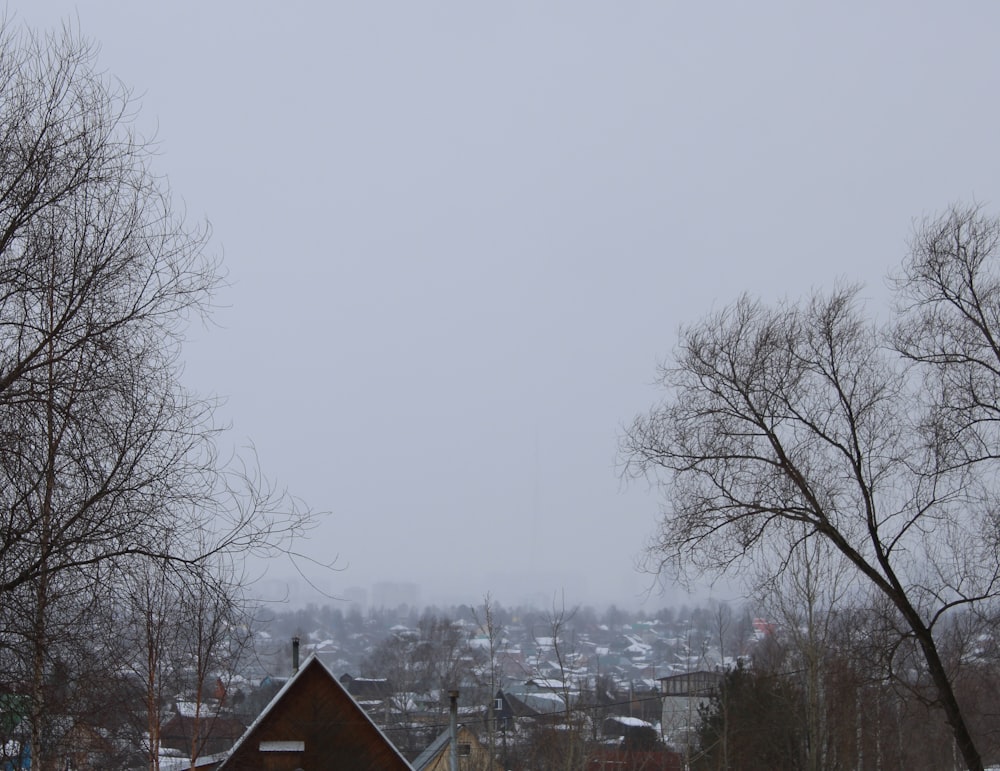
[218, 653, 412, 771]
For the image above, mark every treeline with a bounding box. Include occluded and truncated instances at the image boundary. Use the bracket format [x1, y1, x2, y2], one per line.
[694, 605, 1000, 771]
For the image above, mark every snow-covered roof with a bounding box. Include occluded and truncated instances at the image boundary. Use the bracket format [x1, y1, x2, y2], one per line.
[158, 752, 226, 770]
[174, 701, 219, 719]
[606, 715, 653, 729]
[527, 678, 566, 691]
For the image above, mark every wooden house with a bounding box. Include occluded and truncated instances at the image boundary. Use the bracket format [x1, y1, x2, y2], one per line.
[217, 653, 412, 770]
[160, 702, 246, 759]
[411, 724, 495, 771]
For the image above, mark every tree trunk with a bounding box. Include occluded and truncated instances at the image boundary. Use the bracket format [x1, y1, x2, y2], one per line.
[915, 628, 983, 771]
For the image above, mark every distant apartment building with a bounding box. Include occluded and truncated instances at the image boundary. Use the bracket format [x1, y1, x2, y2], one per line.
[342, 585, 368, 610]
[371, 581, 420, 610]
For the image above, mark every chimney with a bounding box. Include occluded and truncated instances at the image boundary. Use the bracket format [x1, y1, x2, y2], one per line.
[292, 636, 300, 673]
[449, 689, 459, 771]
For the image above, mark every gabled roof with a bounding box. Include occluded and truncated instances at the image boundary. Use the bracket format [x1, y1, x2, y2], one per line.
[218, 653, 412, 770]
[340, 672, 395, 699]
[158, 753, 226, 770]
[410, 726, 452, 771]
[498, 690, 540, 718]
[411, 725, 487, 771]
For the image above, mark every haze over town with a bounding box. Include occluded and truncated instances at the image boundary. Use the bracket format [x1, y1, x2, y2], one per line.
[16, 2, 1000, 610]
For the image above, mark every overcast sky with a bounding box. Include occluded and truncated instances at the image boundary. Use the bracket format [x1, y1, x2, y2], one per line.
[17, 2, 1000, 610]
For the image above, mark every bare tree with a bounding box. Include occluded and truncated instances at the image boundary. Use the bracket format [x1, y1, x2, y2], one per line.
[361, 612, 481, 756]
[892, 205, 1000, 467]
[0, 21, 312, 770]
[175, 560, 254, 766]
[622, 207, 1000, 771]
[112, 556, 186, 771]
[753, 525, 855, 771]
[0, 560, 112, 768]
[0, 20, 310, 596]
[522, 596, 588, 771]
[472, 593, 504, 767]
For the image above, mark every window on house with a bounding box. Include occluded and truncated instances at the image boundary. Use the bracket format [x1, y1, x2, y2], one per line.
[259, 741, 305, 752]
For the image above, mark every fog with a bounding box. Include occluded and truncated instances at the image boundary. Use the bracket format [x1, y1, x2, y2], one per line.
[18, 2, 1000, 609]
